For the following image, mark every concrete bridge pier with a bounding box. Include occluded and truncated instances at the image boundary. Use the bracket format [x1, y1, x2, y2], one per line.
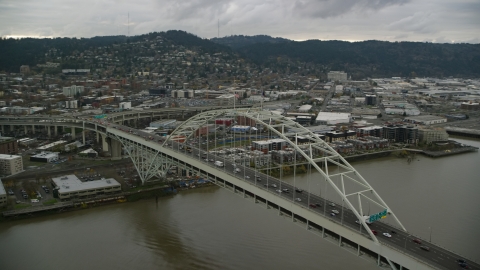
[31, 125, 35, 134]
[47, 126, 51, 137]
[54, 126, 58, 136]
[108, 139, 122, 160]
[96, 130, 99, 143]
[1, 125, 4, 134]
[101, 134, 109, 152]
[71, 127, 76, 138]
[82, 130, 86, 144]
[24, 126, 27, 134]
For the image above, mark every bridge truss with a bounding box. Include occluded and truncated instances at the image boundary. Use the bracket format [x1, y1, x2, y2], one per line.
[164, 108, 407, 245]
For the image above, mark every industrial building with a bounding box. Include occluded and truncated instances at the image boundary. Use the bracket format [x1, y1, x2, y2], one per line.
[403, 115, 447, 125]
[30, 152, 59, 163]
[36, 140, 67, 151]
[316, 112, 351, 125]
[119, 102, 132, 110]
[0, 154, 23, 176]
[150, 119, 176, 129]
[51, 175, 121, 201]
[231, 125, 252, 133]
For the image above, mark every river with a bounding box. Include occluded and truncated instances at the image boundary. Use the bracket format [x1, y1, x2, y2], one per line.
[0, 138, 479, 270]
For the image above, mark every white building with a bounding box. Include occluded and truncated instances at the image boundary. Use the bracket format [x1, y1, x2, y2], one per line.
[0, 181, 7, 207]
[0, 154, 23, 176]
[404, 115, 447, 125]
[328, 71, 347, 82]
[298, 105, 312, 112]
[119, 102, 131, 110]
[51, 175, 121, 201]
[65, 100, 78, 109]
[315, 112, 351, 125]
[63, 85, 84, 97]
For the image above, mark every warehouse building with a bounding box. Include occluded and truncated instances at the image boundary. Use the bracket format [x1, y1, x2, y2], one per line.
[316, 112, 351, 125]
[51, 175, 121, 201]
[404, 115, 447, 125]
[30, 152, 59, 163]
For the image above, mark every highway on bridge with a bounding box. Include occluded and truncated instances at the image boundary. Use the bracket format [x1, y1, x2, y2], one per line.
[108, 121, 477, 270]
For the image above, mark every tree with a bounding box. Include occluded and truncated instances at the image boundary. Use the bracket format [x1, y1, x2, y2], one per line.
[402, 111, 407, 117]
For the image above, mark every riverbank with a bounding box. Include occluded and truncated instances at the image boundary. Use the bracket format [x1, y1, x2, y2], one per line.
[0, 179, 215, 222]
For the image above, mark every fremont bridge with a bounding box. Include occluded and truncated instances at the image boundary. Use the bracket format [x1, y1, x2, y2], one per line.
[0, 107, 477, 270]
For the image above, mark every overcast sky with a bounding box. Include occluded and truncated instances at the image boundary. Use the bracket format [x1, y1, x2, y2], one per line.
[0, 0, 479, 43]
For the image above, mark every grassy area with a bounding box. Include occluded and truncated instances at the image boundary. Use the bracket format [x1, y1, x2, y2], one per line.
[14, 204, 32, 209]
[43, 199, 57, 206]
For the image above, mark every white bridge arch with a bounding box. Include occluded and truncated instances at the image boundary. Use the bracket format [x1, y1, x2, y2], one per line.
[164, 108, 407, 243]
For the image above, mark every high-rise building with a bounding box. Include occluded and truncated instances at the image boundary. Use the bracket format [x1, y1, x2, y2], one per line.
[63, 85, 84, 97]
[0, 154, 23, 176]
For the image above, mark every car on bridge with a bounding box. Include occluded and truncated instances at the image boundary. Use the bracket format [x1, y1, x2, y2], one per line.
[328, 202, 336, 207]
[413, 239, 422, 244]
[420, 246, 430, 251]
[383, 233, 392, 238]
[295, 198, 301, 202]
[295, 188, 303, 193]
[371, 230, 378, 235]
[331, 209, 339, 214]
[309, 204, 316, 208]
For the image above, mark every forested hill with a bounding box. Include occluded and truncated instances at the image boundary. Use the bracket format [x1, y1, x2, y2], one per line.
[0, 30, 231, 73]
[210, 35, 290, 49]
[213, 36, 480, 78]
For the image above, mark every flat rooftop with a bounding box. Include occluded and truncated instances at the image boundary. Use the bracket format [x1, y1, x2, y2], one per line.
[404, 115, 446, 121]
[52, 175, 120, 193]
[0, 154, 21, 160]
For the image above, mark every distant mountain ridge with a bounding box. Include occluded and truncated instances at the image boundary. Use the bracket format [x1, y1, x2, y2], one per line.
[210, 35, 291, 49]
[212, 35, 480, 78]
[1, 31, 479, 78]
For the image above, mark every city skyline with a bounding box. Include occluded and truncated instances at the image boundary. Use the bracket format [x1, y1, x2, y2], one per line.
[0, 0, 479, 43]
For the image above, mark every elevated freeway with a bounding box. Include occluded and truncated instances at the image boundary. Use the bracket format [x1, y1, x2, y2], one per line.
[0, 108, 477, 270]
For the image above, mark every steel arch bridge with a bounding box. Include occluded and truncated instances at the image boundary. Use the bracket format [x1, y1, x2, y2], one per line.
[162, 108, 407, 243]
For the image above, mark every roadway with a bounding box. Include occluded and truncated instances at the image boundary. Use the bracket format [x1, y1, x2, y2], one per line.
[3, 115, 476, 270]
[113, 123, 477, 270]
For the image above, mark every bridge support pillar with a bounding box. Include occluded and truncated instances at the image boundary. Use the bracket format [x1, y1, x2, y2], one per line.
[1, 125, 4, 134]
[377, 254, 381, 266]
[24, 126, 27, 134]
[109, 139, 122, 160]
[339, 236, 342, 246]
[96, 131, 99, 143]
[357, 245, 361, 256]
[82, 130, 85, 145]
[31, 125, 35, 134]
[71, 127, 76, 138]
[47, 126, 51, 137]
[54, 126, 58, 136]
[101, 134, 108, 152]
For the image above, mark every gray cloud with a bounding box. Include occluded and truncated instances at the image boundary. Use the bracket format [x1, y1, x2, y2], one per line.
[0, 0, 478, 44]
[292, 0, 410, 18]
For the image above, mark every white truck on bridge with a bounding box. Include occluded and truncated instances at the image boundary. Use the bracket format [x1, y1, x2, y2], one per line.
[214, 161, 224, 167]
